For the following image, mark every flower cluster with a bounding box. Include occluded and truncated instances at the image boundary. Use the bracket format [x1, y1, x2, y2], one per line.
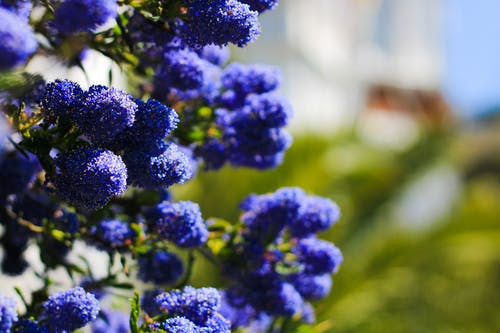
[147, 286, 231, 333]
[3, 287, 100, 333]
[0, 7, 36, 71]
[217, 187, 342, 328]
[0, 1, 348, 332]
[40, 80, 193, 210]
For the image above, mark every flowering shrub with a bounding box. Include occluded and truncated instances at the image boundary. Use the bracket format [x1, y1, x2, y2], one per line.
[0, 1, 343, 332]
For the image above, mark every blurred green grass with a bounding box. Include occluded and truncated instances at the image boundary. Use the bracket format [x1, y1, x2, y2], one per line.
[174, 122, 500, 333]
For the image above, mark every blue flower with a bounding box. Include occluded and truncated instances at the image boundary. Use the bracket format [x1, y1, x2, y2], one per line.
[196, 45, 230, 66]
[155, 286, 222, 326]
[52, 148, 128, 210]
[240, 92, 292, 128]
[241, 187, 305, 240]
[220, 63, 281, 105]
[12, 319, 48, 333]
[154, 49, 208, 93]
[294, 237, 343, 275]
[265, 282, 303, 317]
[119, 99, 178, 152]
[138, 250, 184, 285]
[0, 151, 41, 198]
[289, 195, 340, 237]
[40, 80, 84, 124]
[89, 219, 136, 251]
[289, 273, 332, 300]
[147, 201, 208, 248]
[41, 287, 100, 333]
[155, 317, 199, 333]
[0, 293, 18, 332]
[200, 313, 231, 333]
[179, 0, 260, 47]
[76, 85, 137, 146]
[52, 0, 117, 34]
[0, 0, 32, 21]
[0, 8, 37, 71]
[91, 310, 129, 333]
[124, 143, 193, 190]
[219, 291, 257, 329]
[196, 139, 227, 170]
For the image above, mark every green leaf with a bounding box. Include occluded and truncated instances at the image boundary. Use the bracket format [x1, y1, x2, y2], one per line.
[130, 292, 140, 333]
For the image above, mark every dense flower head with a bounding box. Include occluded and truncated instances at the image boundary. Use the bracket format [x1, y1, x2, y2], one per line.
[200, 313, 231, 333]
[179, 0, 260, 48]
[289, 195, 340, 237]
[138, 250, 184, 285]
[76, 85, 137, 146]
[240, 0, 279, 13]
[12, 319, 48, 333]
[196, 45, 230, 66]
[241, 187, 306, 239]
[156, 317, 199, 333]
[220, 63, 281, 105]
[52, 0, 118, 34]
[89, 219, 136, 251]
[264, 282, 303, 316]
[154, 49, 208, 93]
[0, 151, 41, 197]
[229, 150, 285, 170]
[225, 124, 292, 157]
[41, 287, 100, 332]
[40, 79, 84, 124]
[52, 147, 128, 210]
[124, 143, 193, 190]
[154, 286, 222, 326]
[147, 200, 208, 248]
[91, 310, 129, 333]
[300, 303, 316, 324]
[0, 293, 18, 332]
[219, 291, 257, 329]
[0, 0, 32, 21]
[240, 92, 293, 128]
[119, 99, 179, 151]
[0, 8, 37, 71]
[294, 237, 343, 275]
[196, 139, 227, 170]
[289, 273, 332, 300]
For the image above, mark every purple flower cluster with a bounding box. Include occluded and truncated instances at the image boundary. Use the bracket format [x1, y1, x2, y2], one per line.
[146, 200, 209, 248]
[51, 147, 128, 210]
[40, 80, 194, 209]
[196, 64, 293, 170]
[4, 287, 100, 332]
[179, 0, 260, 48]
[52, 0, 118, 34]
[91, 309, 129, 333]
[138, 250, 184, 285]
[0, 151, 41, 198]
[0, 7, 37, 71]
[0, 0, 32, 21]
[0, 293, 18, 332]
[220, 187, 342, 327]
[40, 287, 100, 332]
[149, 286, 230, 332]
[88, 218, 136, 252]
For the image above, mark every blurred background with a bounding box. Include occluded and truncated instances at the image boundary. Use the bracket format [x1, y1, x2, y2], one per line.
[176, 1, 500, 332]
